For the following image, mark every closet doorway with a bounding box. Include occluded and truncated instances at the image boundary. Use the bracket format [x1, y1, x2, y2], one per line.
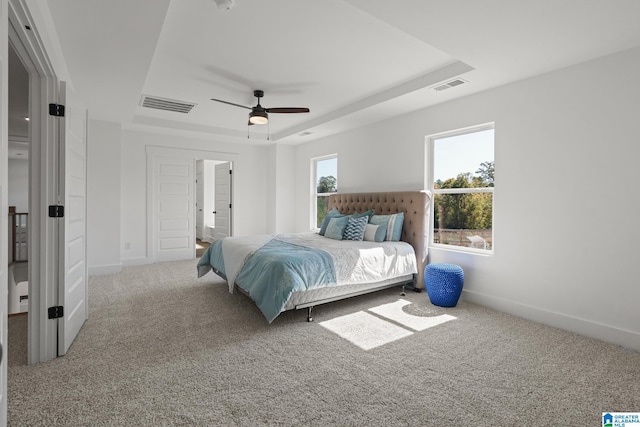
[147, 147, 234, 263]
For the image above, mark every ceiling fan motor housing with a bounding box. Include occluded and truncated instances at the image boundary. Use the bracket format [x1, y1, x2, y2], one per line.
[211, 89, 309, 126]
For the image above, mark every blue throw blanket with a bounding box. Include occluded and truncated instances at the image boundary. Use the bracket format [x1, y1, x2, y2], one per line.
[198, 237, 336, 323]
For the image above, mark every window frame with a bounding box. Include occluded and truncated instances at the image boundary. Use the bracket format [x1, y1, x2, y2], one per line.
[426, 123, 495, 255]
[311, 154, 338, 230]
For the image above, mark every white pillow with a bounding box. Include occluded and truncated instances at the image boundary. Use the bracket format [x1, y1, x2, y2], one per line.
[363, 224, 385, 242]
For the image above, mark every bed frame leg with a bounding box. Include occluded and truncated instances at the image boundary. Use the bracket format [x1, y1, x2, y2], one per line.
[401, 284, 406, 297]
[307, 307, 314, 322]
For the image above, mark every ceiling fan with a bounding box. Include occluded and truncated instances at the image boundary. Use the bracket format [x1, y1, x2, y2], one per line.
[211, 90, 310, 125]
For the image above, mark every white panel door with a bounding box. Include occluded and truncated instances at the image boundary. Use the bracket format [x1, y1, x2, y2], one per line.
[0, 0, 9, 418]
[213, 162, 232, 240]
[58, 81, 88, 356]
[153, 156, 195, 262]
[195, 163, 204, 240]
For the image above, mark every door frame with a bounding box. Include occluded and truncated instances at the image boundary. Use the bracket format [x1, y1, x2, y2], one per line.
[1, 0, 8, 419]
[9, 0, 60, 364]
[145, 146, 236, 263]
[195, 160, 204, 241]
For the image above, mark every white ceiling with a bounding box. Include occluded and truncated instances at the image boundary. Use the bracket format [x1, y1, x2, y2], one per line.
[30, 0, 640, 145]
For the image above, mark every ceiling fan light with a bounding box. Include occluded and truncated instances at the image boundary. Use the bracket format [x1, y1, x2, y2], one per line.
[249, 111, 268, 125]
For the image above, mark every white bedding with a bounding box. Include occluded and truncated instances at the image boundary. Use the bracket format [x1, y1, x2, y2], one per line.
[279, 232, 417, 285]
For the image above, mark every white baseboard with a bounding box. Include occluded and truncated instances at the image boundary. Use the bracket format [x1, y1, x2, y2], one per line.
[122, 257, 152, 267]
[88, 264, 122, 276]
[462, 289, 640, 353]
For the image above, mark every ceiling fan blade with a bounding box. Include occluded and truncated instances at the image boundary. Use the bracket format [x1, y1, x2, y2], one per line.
[265, 107, 310, 114]
[210, 98, 252, 110]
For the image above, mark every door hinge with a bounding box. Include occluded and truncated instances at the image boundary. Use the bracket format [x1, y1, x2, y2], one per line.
[229, 170, 232, 175]
[229, 203, 232, 209]
[49, 103, 66, 117]
[48, 306, 64, 319]
[48, 205, 65, 218]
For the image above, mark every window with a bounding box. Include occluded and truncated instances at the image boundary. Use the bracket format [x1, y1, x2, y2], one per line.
[428, 124, 494, 252]
[312, 155, 337, 229]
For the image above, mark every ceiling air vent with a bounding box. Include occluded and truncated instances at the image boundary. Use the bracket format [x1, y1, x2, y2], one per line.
[432, 78, 467, 92]
[140, 95, 196, 113]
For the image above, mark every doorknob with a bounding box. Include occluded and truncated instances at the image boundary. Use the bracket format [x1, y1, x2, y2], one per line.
[212, 211, 217, 214]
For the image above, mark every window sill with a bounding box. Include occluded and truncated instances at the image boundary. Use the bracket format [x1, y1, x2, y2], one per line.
[429, 244, 494, 257]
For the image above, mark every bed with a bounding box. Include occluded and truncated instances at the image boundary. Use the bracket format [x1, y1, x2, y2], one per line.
[197, 191, 430, 323]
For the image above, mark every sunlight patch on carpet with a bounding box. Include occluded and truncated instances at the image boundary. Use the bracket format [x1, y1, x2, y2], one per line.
[369, 299, 456, 331]
[319, 311, 413, 350]
[320, 299, 458, 350]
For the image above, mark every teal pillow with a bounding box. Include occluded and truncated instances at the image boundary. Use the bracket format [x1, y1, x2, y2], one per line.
[319, 208, 345, 236]
[352, 209, 375, 221]
[363, 224, 386, 242]
[369, 212, 404, 241]
[325, 216, 349, 240]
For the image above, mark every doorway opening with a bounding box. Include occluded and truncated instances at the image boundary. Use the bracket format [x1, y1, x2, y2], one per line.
[7, 41, 30, 365]
[7, 0, 84, 365]
[147, 147, 234, 264]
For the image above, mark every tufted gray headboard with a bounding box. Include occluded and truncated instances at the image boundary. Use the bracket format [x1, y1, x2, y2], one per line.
[328, 191, 431, 289]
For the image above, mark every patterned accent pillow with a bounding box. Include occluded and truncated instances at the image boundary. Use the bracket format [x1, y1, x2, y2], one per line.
[325, 216, 349, 240]
[343, 216, 368, 241]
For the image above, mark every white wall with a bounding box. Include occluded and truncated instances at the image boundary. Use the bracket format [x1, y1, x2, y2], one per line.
[293, 47, 640, 351]
[87, 120, 122, 275]
[7, 158, 28, 212]
[120, 129, 269, 265]
[267, 144, 296, 234]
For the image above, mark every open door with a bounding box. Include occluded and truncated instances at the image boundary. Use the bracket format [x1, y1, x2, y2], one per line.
[195, 160, 204, 240]
[57, 81, 88, 355]
[213, 162, 232, 240]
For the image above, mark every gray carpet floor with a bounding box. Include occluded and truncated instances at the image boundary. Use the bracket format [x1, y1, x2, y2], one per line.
[8, 259, 640, 426]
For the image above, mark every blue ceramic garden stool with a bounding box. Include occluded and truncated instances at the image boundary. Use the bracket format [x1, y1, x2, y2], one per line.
[424, 263, 464, 307]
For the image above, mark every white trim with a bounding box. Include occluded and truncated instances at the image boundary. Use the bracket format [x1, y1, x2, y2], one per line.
[425, 123, 495, 255]
[462, 289, 640, 352]
[88, 264, 122, 276]
[9, 0, 60, 365]
[1, 0, 8, 419]
[426, 122, 495, 142]
[432, 187, 493, 195]
[430, 243, 493, 256]
[122, 257, 151, 267]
